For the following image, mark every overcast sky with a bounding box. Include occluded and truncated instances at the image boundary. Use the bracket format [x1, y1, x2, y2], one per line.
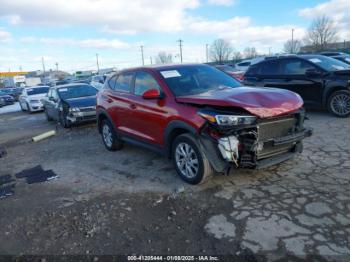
[0, 0, 349, 72]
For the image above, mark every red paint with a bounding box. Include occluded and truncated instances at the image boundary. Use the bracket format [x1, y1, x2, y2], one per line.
[97, 65, 304, 147]
[176, 87, 303, 118]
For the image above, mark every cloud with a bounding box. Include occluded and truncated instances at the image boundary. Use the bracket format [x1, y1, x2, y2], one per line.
[20, 37, 129, 49]
[0, 27, 12, 42]
[0, 0, 199, 34]
[207, 0, 236, 6]
[299, 0, 350, 40]
[186, 16, 306, 51]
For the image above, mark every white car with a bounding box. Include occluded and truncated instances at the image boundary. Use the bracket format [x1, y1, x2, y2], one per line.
[19, 86, 50, 113]
[90, 75, 105, 90]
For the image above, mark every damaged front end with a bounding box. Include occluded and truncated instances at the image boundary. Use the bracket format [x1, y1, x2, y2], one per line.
[197, 108, 313, 173]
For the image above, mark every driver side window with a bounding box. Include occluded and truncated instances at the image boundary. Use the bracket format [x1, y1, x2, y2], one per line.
[134, 71, 161, 96]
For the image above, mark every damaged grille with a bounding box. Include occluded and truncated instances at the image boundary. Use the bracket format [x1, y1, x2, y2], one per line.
[258, 117, 296, 141]
[256, 116, 297, 159]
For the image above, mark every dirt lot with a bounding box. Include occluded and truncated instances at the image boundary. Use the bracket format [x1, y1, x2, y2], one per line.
[0, 109, 349, 261]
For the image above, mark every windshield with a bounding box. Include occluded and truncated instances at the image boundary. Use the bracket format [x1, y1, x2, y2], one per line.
[27, 87, 49, 95]
[57, 85, 97, 100]
[159, 65, 241, 96]
[305, 56, 350, 71]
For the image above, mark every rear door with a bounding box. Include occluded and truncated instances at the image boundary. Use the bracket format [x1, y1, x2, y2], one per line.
[126, 70, 168, 145]
[249, 60, 285, 88]
[279, 58, 324, 106]
[105, 72, 135, 135]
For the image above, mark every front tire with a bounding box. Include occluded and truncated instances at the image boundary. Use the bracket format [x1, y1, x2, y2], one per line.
[59, 112, 71, 128]
[328, 90, 350, 117]
[172, 133, 214, 185]
[101, 119, 123, 151]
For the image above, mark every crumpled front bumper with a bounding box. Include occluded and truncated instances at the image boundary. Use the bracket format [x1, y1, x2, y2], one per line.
[198, 127, 313, 173]
[67, 111, 96, 123]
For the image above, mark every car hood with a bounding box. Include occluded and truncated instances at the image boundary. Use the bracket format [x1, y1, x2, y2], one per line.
[63, 95, 96, 108]
[175, 87, 303, 118]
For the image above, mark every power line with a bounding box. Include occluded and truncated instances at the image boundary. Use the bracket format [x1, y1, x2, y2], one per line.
[177, 39, 183, 63]
[140, 45, 145, 66]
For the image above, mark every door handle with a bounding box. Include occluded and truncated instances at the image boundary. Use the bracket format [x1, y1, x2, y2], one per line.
[130, 104, 137, 109]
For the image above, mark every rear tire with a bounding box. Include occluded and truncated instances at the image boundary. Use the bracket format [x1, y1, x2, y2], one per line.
[172, 133, 214, 185]
[327, 90, 350, 117]
[101, 119, 123, 151]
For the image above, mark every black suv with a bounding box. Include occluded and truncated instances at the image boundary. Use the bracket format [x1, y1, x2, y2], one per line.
[243, 55, 350, 117]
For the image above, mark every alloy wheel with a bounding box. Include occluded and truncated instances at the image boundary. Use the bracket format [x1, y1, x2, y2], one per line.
[102, 124, 113, 148]
[331, 93, 350, 116]
[175, 142, 199, 179]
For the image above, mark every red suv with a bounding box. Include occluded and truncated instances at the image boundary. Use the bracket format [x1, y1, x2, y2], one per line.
[97, 64, 312, 184]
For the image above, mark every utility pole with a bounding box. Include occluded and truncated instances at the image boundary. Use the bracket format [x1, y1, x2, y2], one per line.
[206, 44, 209, 63]
[291, 28, 294, 54]
[96, 54, 100, 73]
[269, 47, 272, 55]
[177, 39, 183, 63]
[19, 66, 22, 72]
[140, 45, 145, 66]
[150, 56, 153, 65]
[55, 62, 58, 72]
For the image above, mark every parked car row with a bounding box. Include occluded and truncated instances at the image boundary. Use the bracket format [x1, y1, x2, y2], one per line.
[243, 54, 350, 117]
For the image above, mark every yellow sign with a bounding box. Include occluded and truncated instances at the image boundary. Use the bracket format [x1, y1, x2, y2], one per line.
[0, 72, 28, 77]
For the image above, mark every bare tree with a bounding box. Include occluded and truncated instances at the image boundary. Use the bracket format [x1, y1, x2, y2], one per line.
[156, 52, 173, 64]
[209, 39, 233, 63]
[243, 47, 258, 59]
[283, 39, 302, 54]
[232, 51, 243, 61]
[305, 15, 338, 52]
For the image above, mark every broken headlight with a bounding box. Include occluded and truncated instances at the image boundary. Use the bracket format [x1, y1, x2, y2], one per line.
[198, 110, 256, 126]
[215, 115, 256, 126]
[69, 107, 80, 112]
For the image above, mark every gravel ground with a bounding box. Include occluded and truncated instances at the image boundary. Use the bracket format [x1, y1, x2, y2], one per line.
[0, 109, 349, 261]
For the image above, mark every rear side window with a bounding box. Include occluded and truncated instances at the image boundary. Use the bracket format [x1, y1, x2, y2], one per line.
[115, 73, 133, 93]
[260, 60, 281, 75]
[107, 75, 118, 90]
[134, 71, 161, 96]
[238, 62, 250, 67]
[245, 64, 260, 76]
[108, 73, 133, 92]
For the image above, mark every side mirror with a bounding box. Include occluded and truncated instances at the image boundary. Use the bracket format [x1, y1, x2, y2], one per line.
[142, 89, 161, 99]
[305, 68, 322, 77]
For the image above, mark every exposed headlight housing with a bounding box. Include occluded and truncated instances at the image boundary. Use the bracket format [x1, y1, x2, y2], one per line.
[215, 115, 256, 126]
[198, 110, 256, 126]
[69, 107, 80, 112]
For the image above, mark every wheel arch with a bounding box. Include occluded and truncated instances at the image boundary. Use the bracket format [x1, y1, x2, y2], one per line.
[97, 109, 117, 134]
[323, 86, 349, 107]
[164, 120, 198, 158]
